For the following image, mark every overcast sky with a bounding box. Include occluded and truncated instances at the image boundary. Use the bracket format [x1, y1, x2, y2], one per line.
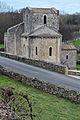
[1, 0, 80, 14]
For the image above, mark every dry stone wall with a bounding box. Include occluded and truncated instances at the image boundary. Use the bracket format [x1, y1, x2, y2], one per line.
[0, 52, 68, 74]
[68, 70, 80, 76]
[0, 65, 80, 103]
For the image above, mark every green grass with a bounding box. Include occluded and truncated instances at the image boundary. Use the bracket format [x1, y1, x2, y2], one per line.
[0, 74, 80, 120]
[78, 53, 80, 57]
[0, 44, 4, 48]
[71, 39, 80, 47]
[77, 65, 80, 70]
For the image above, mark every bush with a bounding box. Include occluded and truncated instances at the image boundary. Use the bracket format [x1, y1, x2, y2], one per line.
[0, 87, 35, 119]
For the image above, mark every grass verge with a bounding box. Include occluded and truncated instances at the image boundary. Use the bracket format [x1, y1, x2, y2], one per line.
[71, 39, 80, 47]
[77, 65, 80, 70]
[0, 44, 4, 48]
[0, 74, 80, 120]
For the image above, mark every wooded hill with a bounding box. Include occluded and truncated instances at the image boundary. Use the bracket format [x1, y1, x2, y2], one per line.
[0, 11, 23, 44]
[59, 13, 80, 42]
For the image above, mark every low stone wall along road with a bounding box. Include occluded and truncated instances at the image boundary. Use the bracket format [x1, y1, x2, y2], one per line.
[0, 56, 80, 91]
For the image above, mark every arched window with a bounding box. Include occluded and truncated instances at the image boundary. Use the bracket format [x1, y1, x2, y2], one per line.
[49, 47, 52, 56]
[44, 15, 46, 24]
[23, 44, 26, 55]
[66, 55, 68, 59]
[35, 47, 37, 55]
[26, 15, 28, 23]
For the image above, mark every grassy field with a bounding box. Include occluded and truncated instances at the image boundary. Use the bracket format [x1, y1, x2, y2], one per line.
[0, 44, 4, 48]
[77, 65, 80, 70]
[71, 39, 80, 47]
[78, 53, 80, 57]
[71, 40, 80, 70]
[0, 75, 80, 120]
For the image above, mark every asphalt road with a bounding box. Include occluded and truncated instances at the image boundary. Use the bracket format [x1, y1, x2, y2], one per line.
[0, 56, 80, 91]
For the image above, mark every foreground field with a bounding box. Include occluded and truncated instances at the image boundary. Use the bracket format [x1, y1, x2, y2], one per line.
[0, 75, 80, 120]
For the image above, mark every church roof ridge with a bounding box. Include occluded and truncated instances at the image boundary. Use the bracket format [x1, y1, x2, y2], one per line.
[26, 7, 58, 14]
[29, 25, 62, 37]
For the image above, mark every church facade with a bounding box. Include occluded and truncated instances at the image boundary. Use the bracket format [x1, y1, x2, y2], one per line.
[4, 7, 77, 69]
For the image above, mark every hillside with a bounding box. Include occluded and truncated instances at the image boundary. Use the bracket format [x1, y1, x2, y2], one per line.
[71, 39, 80, 47]
[0, 75, 80, 120]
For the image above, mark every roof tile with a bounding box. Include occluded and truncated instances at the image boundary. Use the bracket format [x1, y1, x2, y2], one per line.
[61, 44, 76, 50]
[29, 8, 57, 14]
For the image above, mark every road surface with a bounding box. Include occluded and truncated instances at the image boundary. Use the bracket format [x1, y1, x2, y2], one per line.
[0, 56, 80, 91]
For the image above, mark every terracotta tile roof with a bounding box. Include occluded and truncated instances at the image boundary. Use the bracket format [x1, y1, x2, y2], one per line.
[61, 44, 76, 50]
[29, 8, 57, 14]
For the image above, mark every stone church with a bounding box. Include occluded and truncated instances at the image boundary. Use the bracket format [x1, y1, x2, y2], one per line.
[4, 7, 77, 69]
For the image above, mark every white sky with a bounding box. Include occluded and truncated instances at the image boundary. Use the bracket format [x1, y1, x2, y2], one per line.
[1, 0, 80, 14]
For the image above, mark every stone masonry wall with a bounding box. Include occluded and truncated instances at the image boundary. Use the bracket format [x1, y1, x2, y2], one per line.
[24, 8, 59, 34]
[5, 23, 24, 55]
[15, 23, 24, 55]
[0, 65, 80, 103]
[30, 37, 60, 64]
[61, 50, 77, 69]
[0, 52, 68, 74]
